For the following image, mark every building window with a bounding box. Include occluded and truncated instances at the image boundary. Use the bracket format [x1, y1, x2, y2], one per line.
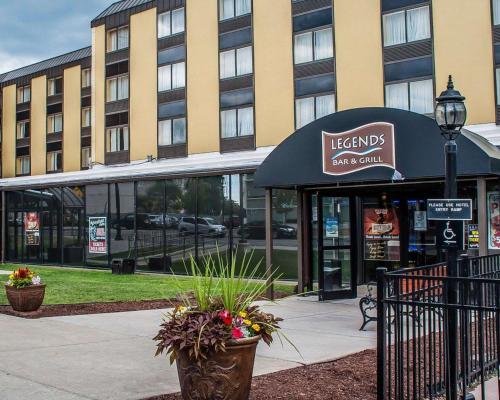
[383, 6, 431, 47]
[107, 26, 129, 52]
[47, 113, 63, 134]
[47, 151, 62, 172]
[294, 28, 333, 65]
[158, 117, 186, 146]
[221, 107, 254, 138]
[496, 68, 500, 105]
[295, 94, 335, 129]
[106, 75, 129, 102]
[16, 156, 30, 175]
[16, 121, 30, 139]
[16, 85, 31, 104]
[48, 77, 63, 96]
[158, 62, 186, 91]
[82, 107, 91, 128]
[106, 126, 129, 152]
[385, 78, 434, 114]
[158, 7, 185, 38]
[220, 46, 253, 79]
[219, 0, 251, 21]
[81, 147, 91, 168]
[494, 0, 500, 25]
[81, 68, 91, 88]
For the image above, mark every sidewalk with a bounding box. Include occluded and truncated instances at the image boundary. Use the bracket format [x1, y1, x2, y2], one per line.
[0, 296, 376, 400]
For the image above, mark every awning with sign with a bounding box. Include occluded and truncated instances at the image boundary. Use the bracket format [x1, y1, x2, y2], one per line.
[254, 107, 500, 189]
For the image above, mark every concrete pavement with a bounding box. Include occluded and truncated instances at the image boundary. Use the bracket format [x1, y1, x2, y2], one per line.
[0, 296, 376, 400]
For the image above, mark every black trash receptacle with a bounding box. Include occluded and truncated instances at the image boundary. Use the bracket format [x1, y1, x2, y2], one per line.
[111, 258, 136, 275]
[111, 259, 122, 275]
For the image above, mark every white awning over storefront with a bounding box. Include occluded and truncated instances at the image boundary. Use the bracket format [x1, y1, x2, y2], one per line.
[0, 147, 275, 189]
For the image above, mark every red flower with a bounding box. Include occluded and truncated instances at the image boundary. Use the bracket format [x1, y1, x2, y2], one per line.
[219, 310, 233, 326]
[232, 327, 244, 339]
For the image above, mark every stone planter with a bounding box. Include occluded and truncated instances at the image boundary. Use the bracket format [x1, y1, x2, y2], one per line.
[5, 284, 46, 312]
[176, 335, 260, 400]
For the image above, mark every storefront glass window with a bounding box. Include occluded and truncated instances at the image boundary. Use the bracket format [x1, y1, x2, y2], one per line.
[39, 188, 61, 264]
[86, 184, 110, 267]
[136, 181, 165, 271]
[110, 183, 135, 261]
[62, 186, 85, 265]
[6, 191, 23, 261]
[486, 181, 500, 251]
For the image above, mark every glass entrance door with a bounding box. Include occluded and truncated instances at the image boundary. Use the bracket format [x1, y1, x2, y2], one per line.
[318, 196, 356, 300]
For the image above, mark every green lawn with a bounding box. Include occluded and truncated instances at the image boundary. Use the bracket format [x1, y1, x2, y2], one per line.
[0, 265, 295, 305]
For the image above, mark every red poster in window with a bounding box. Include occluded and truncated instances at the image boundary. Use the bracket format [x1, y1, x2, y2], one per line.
[24, 212, 40, 246]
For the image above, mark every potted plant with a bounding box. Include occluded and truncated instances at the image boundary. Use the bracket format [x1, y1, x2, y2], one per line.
[154, 250, 287, 400]
[5, 267, 45, 312]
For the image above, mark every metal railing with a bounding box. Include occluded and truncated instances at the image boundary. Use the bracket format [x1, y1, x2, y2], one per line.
[377, 254, 500, 400]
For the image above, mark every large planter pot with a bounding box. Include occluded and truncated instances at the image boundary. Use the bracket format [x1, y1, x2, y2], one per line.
[5, 284, 46, 312]
[176, 335, 260, 400]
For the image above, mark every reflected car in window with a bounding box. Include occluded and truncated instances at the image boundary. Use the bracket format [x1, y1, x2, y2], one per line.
[178, 217, 227, 238]
[238, 221, 296, 240]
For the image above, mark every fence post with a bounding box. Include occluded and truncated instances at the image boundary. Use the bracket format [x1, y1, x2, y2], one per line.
[377, 267, 387, 400]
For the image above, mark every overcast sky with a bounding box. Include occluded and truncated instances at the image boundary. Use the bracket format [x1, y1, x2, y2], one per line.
[0, 0, 117, 74]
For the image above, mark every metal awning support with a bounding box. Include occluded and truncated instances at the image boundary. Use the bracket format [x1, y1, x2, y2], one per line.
[265, 189, 274, 300]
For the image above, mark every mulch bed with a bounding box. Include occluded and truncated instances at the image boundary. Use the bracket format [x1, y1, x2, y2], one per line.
[0, 291, 291, 319]
[144, 349, 377, 400]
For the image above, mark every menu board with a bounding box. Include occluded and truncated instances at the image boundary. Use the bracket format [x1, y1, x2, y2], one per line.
[24, 212, 40, 246]
[364, 207, 400, 261]
[488, 192, 500, 250]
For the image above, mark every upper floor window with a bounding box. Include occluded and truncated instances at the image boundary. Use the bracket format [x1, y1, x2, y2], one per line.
[158, 117, 186, 146]
[385, 78, 433, 114]
[383, 6, 431, 47]
[158, 8, 185, 38]
[295, 94, 335, 129]
[221, 106, 254, 138]
[219, 0, 251, 21]
[47, 113, 63, 134]
[48, 77, 63, 96]
[47, 151, 62, 172]
[81, 68, 91, 88]
[494, 0, 500, 25]
[106, 126, 129, 152]
[294, 28, 333, 65]
[16, 156, 30, 175]
[17, 85, 31, 104]
[106, 75, 129, 102]
[158, 62, 186, 91]
[81, 147, 91, 169]
[107, 26, 129, 52]
[82, 107, 91, 128]
[16, 121, 29, 139]
[220, 46, 253, 79]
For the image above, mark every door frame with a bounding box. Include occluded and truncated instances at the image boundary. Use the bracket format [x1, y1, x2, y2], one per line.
[317, 193, 358, 301]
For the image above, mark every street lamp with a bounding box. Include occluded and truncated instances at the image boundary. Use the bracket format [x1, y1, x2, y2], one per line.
[434, 75, 466, 400]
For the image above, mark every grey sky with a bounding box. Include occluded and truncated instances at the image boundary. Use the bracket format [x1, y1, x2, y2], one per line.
[0, 0, 118, 74]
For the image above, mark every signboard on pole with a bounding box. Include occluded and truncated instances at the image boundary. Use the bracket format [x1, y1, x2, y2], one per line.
[436, 220, 464, 249]
[24, 212, 40, 246]
[427, 199, 472, 221]
[89, 217, 107, 254]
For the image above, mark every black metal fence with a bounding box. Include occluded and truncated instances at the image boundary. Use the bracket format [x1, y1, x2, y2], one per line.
[377, 254, 500, 400]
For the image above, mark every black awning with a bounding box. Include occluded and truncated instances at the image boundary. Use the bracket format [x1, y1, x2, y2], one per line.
[254, 107, 500, 189]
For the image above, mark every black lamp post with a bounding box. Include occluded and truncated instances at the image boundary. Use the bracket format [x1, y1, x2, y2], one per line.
[435, 75, 466, 400]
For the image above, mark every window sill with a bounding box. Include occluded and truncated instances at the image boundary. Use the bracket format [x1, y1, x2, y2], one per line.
[157, 31, 185, 41]
[220, 73, 253, 82]
[106, 47, 129, 54]
[294, 57, 334, 68]
[106, 99, 129, 104]
[383, 38, 432, 50]
[219, 13, 251, 23]
[47, 170, 63, 174]
[16, 173, 30, 177]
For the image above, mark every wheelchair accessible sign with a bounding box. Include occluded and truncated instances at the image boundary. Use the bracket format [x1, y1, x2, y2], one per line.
[427, 199, 472, 249]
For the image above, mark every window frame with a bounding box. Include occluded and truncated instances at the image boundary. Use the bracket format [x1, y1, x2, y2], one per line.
[157, 61, 186, 92]
[384, 76, 435, 115]
[47, 77, 63, 96]
[220, 105, 255, 138]
[293, 26, 334, 65]
[106, 25, 129, 53]
[16, 85, 31, 104]
[16, 120, 30, 139]
[81, 68, 91, 88]
[81, 147, 91, 169]
[106, 74, 129, 103]
[16, 155, 30, 176]
[382, 4, 432, 48]
[105, 125, 129, 153]
[47, 113, 63, 134]
[158, 117, 187, 146]
[46, 150, 63, 173]
[294, 92, 336, 130]
[219, 45, 254, 80]
[219, 0, 252, 21]
[158, 7, 186, 38]
[82, 107, 91, 128]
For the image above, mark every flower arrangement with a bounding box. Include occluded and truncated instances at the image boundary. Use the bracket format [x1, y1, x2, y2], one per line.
[154, 250, 284, 364]
[6, 267, 42, 289]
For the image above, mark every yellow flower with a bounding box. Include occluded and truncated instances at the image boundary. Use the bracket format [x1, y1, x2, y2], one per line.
[9, 274, 13, 279]
[243, 319, 252, 326]
[238, 311, 247, 318]
[252, 324, 261, 332]
[178, 306, 187, 313]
